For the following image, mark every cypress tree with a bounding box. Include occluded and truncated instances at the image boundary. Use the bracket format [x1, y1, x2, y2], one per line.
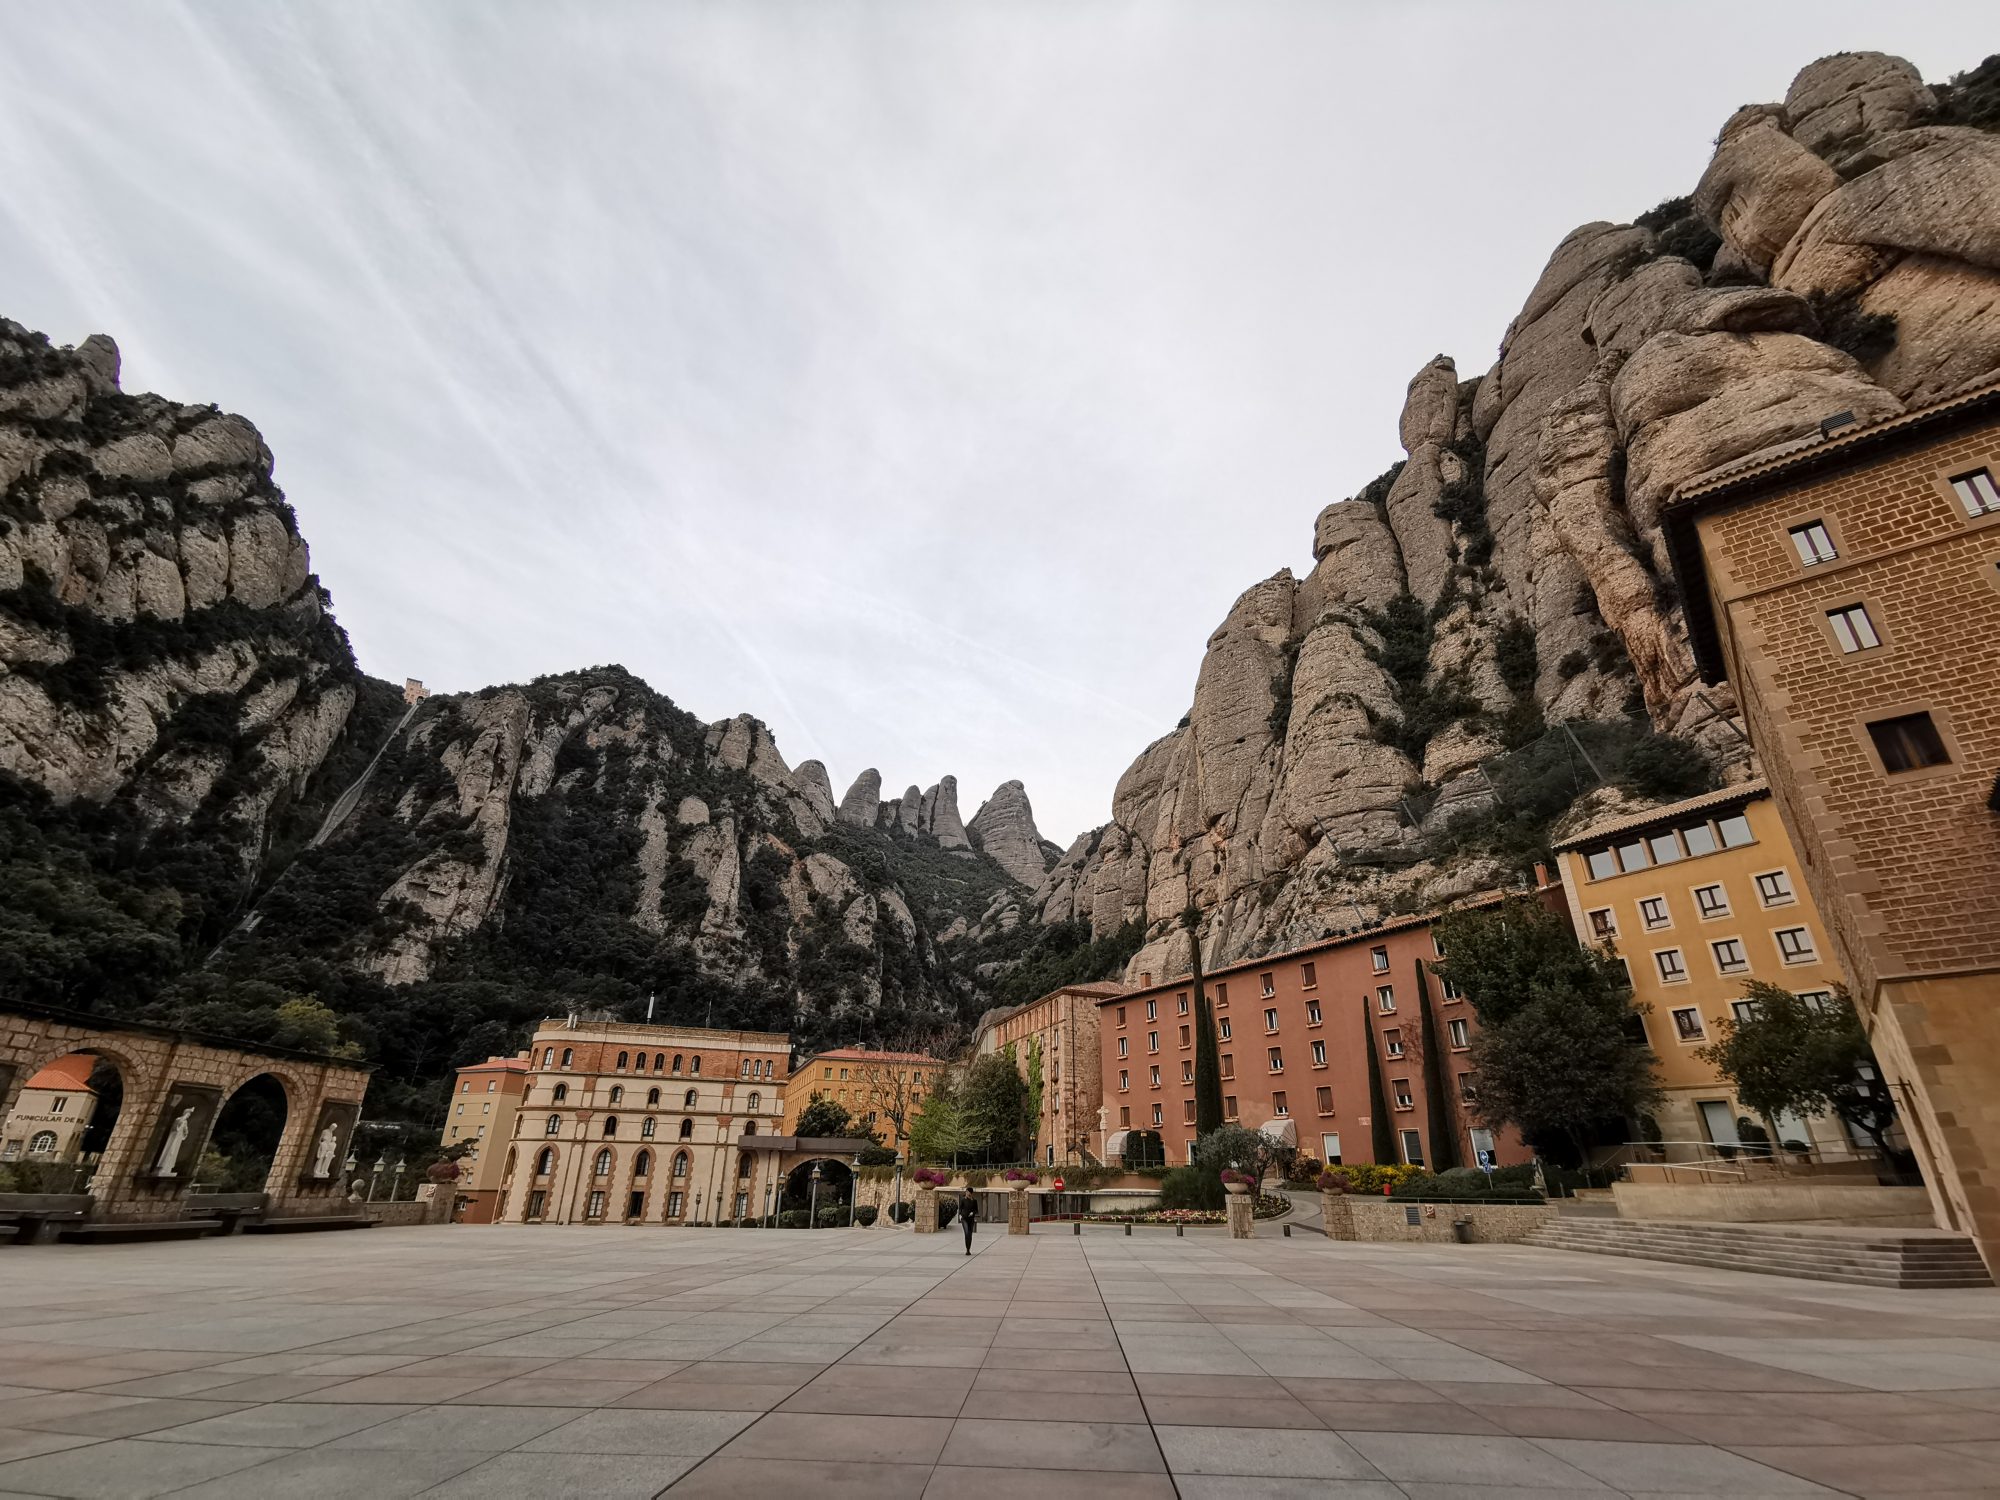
[1413, 959, 1460, 1170]
[1365, 995, 1397, 1165]
[1188, 916, 1224, 1137]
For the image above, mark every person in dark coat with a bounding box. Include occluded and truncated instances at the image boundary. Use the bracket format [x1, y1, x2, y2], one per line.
[961, 1191, 978, 1254]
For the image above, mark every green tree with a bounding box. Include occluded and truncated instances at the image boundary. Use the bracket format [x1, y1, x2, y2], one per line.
[1023, 1037, 1044, 1160]
[908, 1071, 978, 1163]
[1697, 983, 1898, 1159]
[1186, 911, 1224, 1137]
[795, 1093, 856, 1139]
[1364, 996, 1396, 1164]
[1194, 1123, 1295, 1184]
[1411, 960, 1460, 1171]
[960, 1051, 1030, 1161]
[1433, 898, 1661, 1163]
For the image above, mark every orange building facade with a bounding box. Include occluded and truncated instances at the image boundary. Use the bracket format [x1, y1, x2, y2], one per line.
[780, 1048, 945, 1146]
[442, 1052, 531, 1223]
[1667, 385, 2000, 1267]
[1098, 908, 1534, 1172]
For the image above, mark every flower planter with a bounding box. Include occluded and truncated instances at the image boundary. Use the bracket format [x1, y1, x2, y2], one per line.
[913, 1184, 940, 1234]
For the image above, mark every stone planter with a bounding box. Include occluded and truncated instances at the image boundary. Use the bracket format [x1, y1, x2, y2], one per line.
[913, 1184, 939, 1234]
[1321, 1190, 1355, 1241]
[1007, 1184, 1031, 1235]
[1223, 1181, 1250, 1195]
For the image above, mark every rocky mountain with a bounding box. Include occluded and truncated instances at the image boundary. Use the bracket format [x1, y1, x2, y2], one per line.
[1031, 50, 2000, 982]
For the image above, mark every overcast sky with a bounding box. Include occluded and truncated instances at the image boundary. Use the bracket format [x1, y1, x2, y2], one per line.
[0, 4, 1982, 844]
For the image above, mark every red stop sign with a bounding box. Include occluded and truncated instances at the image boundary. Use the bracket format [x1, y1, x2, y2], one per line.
[1052, 1176, 1065, 1192]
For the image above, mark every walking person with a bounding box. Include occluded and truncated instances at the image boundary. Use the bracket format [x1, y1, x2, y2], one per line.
[961, 1190, 978, 1254]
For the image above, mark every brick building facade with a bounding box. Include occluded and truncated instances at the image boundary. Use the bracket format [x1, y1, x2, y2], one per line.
[974, 982, 1121, 1165]
[1097, 907, 1535, 1172]
[1667, 383, 2000, 1267]
[496, 1019, 790, 1226]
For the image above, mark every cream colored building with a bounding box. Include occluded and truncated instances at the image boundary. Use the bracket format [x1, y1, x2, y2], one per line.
[1552, 783, 1853, 1159]
[976, 983, 1123, 1166]
[442, 1052, 531, 1223]
[0, 1053, 98, 1164]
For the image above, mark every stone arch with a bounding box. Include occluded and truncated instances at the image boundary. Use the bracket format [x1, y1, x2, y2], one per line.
[205, 1069, 295, 1196]
[782, 1156, 854, 1216]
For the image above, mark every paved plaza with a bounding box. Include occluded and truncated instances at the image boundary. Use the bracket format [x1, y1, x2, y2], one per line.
[3, 1225, 2000, 1498]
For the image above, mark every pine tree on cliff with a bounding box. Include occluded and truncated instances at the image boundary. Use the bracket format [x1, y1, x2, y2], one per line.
[1185, 910, 1224, 1137]
[1365, 996, 1397, 1165]
[1412, 960, 1461, 1171]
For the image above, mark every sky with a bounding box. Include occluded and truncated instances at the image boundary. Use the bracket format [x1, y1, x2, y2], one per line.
[0, 3, 1984, 845]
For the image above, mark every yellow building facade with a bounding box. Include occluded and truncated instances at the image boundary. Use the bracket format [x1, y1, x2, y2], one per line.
[1552, 783, 1854, 1160]
[779, 1049, 943, 1147]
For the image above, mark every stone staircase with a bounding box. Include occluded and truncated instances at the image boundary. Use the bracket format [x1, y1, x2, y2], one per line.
[1524, 1216, 1993, 1289]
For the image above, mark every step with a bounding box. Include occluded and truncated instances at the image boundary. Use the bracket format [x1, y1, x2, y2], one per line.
[57, 1219, 220, 1245]
[243, 1214, 378, 1234]
[1523, 1217, 1991, 1289]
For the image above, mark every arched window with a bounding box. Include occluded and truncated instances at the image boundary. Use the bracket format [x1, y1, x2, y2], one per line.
[678, 1118, 694, 1139]
[747, 1091, 761, 1112]
[654, 1053, 665, 1071]
[740, 1058, 750, 1078]
[641, 1118, 656, 1138]
[633, 1149, 652, 1177]
[552, 1083, 568, 1102]
[609, 1085, 624, 1103]
[594, 1148, 613, 1176]
[672, 1151, 691, 1179]
[672, 1054, 683, 1074]
[617, 1051, 629, 1070]
[542, 1047, 555, 1067]
[535, 1147, 556, 1175]
[647, 1087, 660, 1106]
[544, 1115, 561, 1136]
[691, 1055, 701, 1075]
[602, 1117, 619, 1137]
[742, 1120, 757, 1137]
[683, 1088, 698, 1107]
[560, 1047, 574, 1068]
[28, 1131, 58, 1156]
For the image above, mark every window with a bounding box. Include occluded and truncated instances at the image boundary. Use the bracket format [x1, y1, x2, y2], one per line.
[1694, 884, 1730, 919]
[746, 1091, 760, 1111]
[655, 1054, 665, 1071]
[487, 1080, 497, 1092]
[602, 1116, 619, 1137]
[1640, 897, 1670, 930]
[1868, 712, 1950, 772]
[1147, 1032, 1159, 1053]
[541, 1047, 554, 1067]
[1316, 1086, 1334, 1114]
[1682, 822, 1718, 857]
[608, 1085, 624, 1104]
[1179, 1025, 1190, 1047]
[1617, 838, 1650, 872]
[1711, 938, 1749, 975]
[1951, 467, 2000, 517]
[1272, 1092, 1289, 1117]
[1392, 1079, 1413, 1110]
[1224, 1096, 1238, 1119]
[1776, 927, 1818, 964]
[1259, 972, 1276, 998]
[1117, 1037, 1128, 1057]
[560, 1047, 573, 1068]
[1798, 990, 1837, 1012]
[1731, 999, 1761, 1024]
[1263, 1008, 1280, 1033]
[684, 1088, 698, 1106]
[1655, 949, 1689, 984]
[1649, 832, 1684, 865]
[1828, 603, 1881, 653]
[586, 1190, 606, 1219]
[1311, 1040, 1327, 1067]
[671, 1152, 690, 1179]
[1180, 1062, 1193, 1083]
[593, 1148, 613, 1176]
[1384, 1028, 1405, 1059]
[1267, 1047, 1284, 1073]
[1447, 1018, 1469, 1048]
[1586, 848, 1618, 881]
[1116, 1006, 1126, 1025]
[1376, 986, 1395, 1013]
[1458, 1074, 1479, 1102]
[667, 1191, 684, 1218]
[617, 1051, 629, 1070]
[552, 1083, 569, 1102]
[1587, 908, 1616, 939]
[1671, 1007, 1706, 1042]
[1790, 520, 1837, 565]
[1399, 1129, 1424, 1166]
[1220, 1053, 1234, 1079]
[1218, 1019, 1231, 1040]
[1756, 870, 1796, 907]
[1214, 982, 1227, 1007]
[690, 1056, 701, 1075]
[1370, 946, 1390, 974]
[641, 1117, 656, 1138]
[1119, 1107, 1131, 1126]
[1183, 1099, 1196, 1123]
[1151, 1104, 1163, 1127]
[1300, 962, 1317, 989]
[1177, 992, 1189, 1014]
[678, 1119, 693, 1139]
[1145, 999, 1157, 1020]
[1321, 1131, 1341, 1163]
[544, 1115, 561, 1136]
[1717, 814, 1754, 848]
[28, 1131, 58, 1156]
[1149, 1066, 1160, 1087]
[459, 1081, 469, 1095]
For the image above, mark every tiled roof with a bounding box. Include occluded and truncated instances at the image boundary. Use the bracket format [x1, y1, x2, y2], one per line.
[796, 1049, 947, 1066]
[24, 1053, 96, 1092]
[1551, 780, 1769, 852]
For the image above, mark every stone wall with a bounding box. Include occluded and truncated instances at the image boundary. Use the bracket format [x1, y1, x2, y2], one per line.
[1612, 1180, 1932, 1227]
[1323, 1193, 1558, 1244]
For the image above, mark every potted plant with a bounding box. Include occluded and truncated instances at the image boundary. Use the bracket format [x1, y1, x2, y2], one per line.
[1219, 1168, 1254, 1195]
[1002, 1168, 1038, 1189]
[1315, 1168, 1348, 1193]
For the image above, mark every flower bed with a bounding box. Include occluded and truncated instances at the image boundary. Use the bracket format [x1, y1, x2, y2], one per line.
[1082, 1207, 1226, 1226]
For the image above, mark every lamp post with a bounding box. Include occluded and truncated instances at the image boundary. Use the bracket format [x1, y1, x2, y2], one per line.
[808, 1163, 822, 1228]
[848, 1159, 858, 1227]
[694, 1190, 703, 1226]
[367, 1154, 386, 1202]
[391, 1157, 407, 1202]
[893, 1150, 904, 1225]
[763, 1180, 775, 1229]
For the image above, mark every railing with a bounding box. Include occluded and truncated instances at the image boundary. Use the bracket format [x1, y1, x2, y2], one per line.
[1594, 1138, 1886, 1185]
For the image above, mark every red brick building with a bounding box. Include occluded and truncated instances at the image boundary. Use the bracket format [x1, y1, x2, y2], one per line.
[1098, 902, 1536, 1171]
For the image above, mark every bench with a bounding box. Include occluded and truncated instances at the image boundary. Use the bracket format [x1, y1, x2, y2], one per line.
[57, 1219, 221, 1245]
[242, 1214, 378, 1234]
[183, 1195, 269, 1236]
[0, 1195, 94, 1247]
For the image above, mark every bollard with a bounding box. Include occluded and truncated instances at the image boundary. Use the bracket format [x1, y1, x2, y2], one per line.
[1073, 1221, 1081, 1236]
[1176, 1223, 1184, 1237]
[1124, 1223, 1131, 1236]
[1283, 1224, 1292, 1237]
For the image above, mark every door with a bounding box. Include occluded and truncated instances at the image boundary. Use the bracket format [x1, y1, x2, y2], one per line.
[1320, 1133, 1342, 1166]
[1698, 1101, 1739, 1148]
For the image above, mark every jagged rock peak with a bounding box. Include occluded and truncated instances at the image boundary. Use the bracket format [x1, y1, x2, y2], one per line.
[968, 779, 1053, 888]
[920, 774, 972, 850]
[837, 768, 882, 826]
[793, 760, 837, 825]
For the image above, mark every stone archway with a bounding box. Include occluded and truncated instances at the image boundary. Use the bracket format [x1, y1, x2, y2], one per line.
[782, 1157, 854, 1223]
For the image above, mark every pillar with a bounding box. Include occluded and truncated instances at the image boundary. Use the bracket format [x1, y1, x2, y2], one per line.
[1226, 1190, 1254, 1240]
[1321, 1191, 1355, 1241]
[1007, 1187, 1030, 1235]
[913, 1184, 938, 1233]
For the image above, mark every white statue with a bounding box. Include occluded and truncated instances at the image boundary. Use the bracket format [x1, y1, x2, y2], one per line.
[312, 1123, 341, 1179]
[154, 1106, 193, 1177]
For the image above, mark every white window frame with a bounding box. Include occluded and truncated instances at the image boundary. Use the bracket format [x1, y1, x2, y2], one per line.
[1950, 467, 2000, 518]
[1655, 948, 1689, 985]
[1827, 602, 1881, 653]
[1639, 895, 1671, 931]
[1755, 869, 1796, 908]
[1671, 1006, 1707, 1043]
[1710, 937, 1749, 976]
[1692, 883, 1730, 920]
[1447, 1018, 1469, 1049]
[1790, 520, 1837, 565]
[1775, 927, 1818, 964]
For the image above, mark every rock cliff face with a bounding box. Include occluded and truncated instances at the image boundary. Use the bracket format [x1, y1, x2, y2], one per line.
[1032, 50, 2000, 983]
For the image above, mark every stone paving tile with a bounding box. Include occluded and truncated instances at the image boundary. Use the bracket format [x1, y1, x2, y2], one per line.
[923, 1467, 1179, 1498]
[165, 1444, 492, 1498]
[1728, 1440, 2000, 1496]
[422, 1449, 703, 1497]
[0, 1436, 290, 1499]
[1339, 1430, 1614, 1488]
[941, 1417, 1166, 1471]
[670, 1455, 931, 1498]
[519, 1407, 759, 1454]
[1152, 1425, 1384, 1479]
[332, 1403, 582, 1450]
[0, 1428, 97, 1463]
